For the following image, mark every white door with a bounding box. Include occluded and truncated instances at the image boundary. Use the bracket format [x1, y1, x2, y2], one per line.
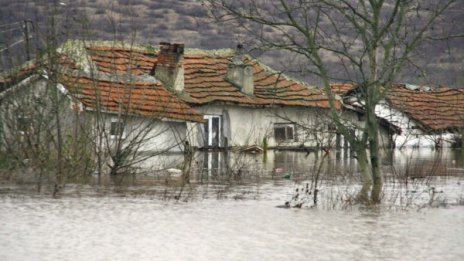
[203, 115, 222, 148]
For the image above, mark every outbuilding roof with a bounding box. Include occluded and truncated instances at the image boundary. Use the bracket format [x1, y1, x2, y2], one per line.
[0, 64, 37, 90]
[330, 83, 355, 96]
[386, 84, 464, 132]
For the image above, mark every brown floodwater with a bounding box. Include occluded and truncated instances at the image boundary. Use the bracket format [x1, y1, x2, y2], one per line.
[0, 148, 463, 260]
[0, 183, 463, 261]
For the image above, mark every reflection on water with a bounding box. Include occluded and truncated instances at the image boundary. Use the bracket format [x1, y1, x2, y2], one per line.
[1, 149, 464, 260]
[136, 148, 464, 183]
[185, 148, 464, 182]
[199, 151, 225, 180]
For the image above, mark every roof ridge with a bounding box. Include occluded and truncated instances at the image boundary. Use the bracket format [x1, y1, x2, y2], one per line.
[248, 57, 321, 93]
[64, 39, 235, 56]
[56, 64, 158, 84]
[183, 48, 234, 56]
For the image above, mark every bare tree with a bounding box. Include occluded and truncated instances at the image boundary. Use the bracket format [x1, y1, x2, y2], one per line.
[0, 2, 196, 193]
[0, 1, 95, 193]
[203, 0, 455, 203]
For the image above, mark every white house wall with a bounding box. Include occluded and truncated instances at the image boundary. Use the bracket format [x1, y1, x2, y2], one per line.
[96, 115, 187, 153]
[0, 77, 80, 147]
[129, 118, 186, 152]
[189, 105, 339, 148]
[375, 102, 455, 148]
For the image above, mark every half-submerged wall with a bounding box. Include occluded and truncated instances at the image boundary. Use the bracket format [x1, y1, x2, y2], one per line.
[375, 102, 458, 148]
[97, 115, 187, 153]
[188, 104, 341, 149]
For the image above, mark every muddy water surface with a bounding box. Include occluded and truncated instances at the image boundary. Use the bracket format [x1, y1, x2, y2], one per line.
[1, 149, 464, 261]
[1, 181, 463, 261]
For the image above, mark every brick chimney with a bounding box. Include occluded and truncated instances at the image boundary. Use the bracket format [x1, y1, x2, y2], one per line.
[226, 44, 254, 96]
[154, 42, 184, 92]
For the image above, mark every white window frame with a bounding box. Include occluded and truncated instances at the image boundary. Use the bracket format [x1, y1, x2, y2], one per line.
[203, 115, 222, 147]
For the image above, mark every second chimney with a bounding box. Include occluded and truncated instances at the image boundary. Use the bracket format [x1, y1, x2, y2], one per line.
[154, 42, 184, 92]
[226, 44, 254, 96]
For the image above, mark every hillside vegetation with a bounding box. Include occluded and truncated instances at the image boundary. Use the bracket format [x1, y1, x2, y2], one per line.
[0, 0, 463, 86]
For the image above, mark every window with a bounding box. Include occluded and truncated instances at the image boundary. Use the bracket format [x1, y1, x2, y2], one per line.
[110, 120, 125, 138]
[274, 123, 296, 142]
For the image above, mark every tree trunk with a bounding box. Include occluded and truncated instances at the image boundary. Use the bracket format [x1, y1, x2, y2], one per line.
[356, 148, 372, 203]
[370, 143, 382, 204]
[367, 106, 382, 204]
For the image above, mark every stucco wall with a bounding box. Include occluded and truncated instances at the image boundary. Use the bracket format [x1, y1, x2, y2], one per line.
[187, 104, 394, 150]
[118, 117, 186, 153]
[0, 75, 189, 164]
[0, 77, 80, 149]
[375, 101, 457, 148]
[189, 104, 340, 148]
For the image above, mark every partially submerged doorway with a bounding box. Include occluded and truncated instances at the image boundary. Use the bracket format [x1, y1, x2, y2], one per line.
[203, 115, 222, 148]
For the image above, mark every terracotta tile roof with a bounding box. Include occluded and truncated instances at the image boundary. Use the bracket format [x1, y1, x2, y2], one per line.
[1, 55, 79, 91]
[182, 54, 337, 108]
[182, 54, 256, 105]
[58, 73, 204, 123]
[330, 83, 355, 96]
[86, 46, 157, 75]
[56, 55, 79, 70]
[386, 85, 464, 131]
[85, 46, 337, 109]
[0, 64, 37, 89]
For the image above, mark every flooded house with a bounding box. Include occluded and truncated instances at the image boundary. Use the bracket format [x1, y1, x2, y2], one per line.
[341, 83, 464, 148]
[330, 83, 400, 150]
[1, 40, 384, 173]
[156, 42, 343, 150]
[378, 84, 464, 148]
[65, 40, 349, 151]
[0, 57, 204, 153]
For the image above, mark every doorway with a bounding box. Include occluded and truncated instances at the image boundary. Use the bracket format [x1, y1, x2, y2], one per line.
[203, 115, 222, 148]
